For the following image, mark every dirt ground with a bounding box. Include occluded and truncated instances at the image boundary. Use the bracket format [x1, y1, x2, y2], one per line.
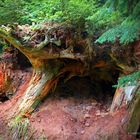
[29, 77, 135, 140]
[0, 73, 137, 140]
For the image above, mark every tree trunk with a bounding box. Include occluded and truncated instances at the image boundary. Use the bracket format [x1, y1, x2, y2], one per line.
[11, 59, 61, 118]
[110, 87, 124, 113]
[127, 84, 140, 135]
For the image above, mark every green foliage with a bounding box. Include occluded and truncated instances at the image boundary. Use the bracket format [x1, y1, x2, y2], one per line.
[21, 0, 96, 26]
[87, 7, 122, 31]
[96, 19, 140, 44]
[65, 0, 94, 24]
[114, 70, 140, 88]
[0, 0, 140, 44]
[21, 0, 64, 23]
[0, 0, 25, 25]
[95, 0, 140, 44]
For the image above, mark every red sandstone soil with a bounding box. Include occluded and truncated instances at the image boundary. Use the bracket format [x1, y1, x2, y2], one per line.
[0, 72, 136, 140]
[0, 69, 32, 139]
[29, 92, 135, 140]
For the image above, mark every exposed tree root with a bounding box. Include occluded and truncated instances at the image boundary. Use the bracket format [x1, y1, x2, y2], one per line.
[0, 23, 139, 139]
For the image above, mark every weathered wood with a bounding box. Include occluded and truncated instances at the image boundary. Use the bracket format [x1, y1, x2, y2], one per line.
[0, 29, 31, 59]
[127, 84, 140, 135]
[0, 25, 138, 120]
[110, 88, 124, 113]
[110, 85, 137, 113]
[11, 66, 59, 117]
[0, 29, 86, 62]
[9, 59, 86, 118]
[0, 28, 88, 118]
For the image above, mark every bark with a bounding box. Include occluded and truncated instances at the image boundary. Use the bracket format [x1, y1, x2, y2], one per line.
[12, 67, 59, 117]
[0, 29, 31, 59]
[0, 26, 138, 120]
[7, 53, 63, 117]
[11, 61, 85, 118]
[0, 29, 85, 61]
[110, 88, 125, 113]
[0, 28, 87, 119]
[127, 84, 140, 135]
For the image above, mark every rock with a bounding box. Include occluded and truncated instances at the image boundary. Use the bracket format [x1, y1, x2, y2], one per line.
[81, 130, 85, 134]
[85, 122, 90, 127]
[95, 110, 101, 116]
[100, 112, 108, 117]
[84, 114, 91, 119]
[85, 106, 92, 111]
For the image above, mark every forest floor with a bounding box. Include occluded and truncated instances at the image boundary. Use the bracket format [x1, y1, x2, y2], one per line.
[0, 70, 136, 140]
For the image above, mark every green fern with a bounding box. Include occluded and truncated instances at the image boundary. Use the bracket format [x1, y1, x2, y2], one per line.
[113, 70, 140, 88]
[95, 0, 140, 44]
[96, 19, 140, 44]
[86, 7, 121, 31]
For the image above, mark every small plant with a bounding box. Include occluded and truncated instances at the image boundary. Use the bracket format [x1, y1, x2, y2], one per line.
[8, 116, 29, 140]
[113, 70, 140, 88]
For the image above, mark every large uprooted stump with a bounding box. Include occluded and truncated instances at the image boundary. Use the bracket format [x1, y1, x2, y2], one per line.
[0, 23, 139, 139]
[0, 24, 88, 118]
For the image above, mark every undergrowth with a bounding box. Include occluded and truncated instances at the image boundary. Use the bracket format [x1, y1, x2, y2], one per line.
[8, 116, 29, 140]
[113, 70, 140, 88]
